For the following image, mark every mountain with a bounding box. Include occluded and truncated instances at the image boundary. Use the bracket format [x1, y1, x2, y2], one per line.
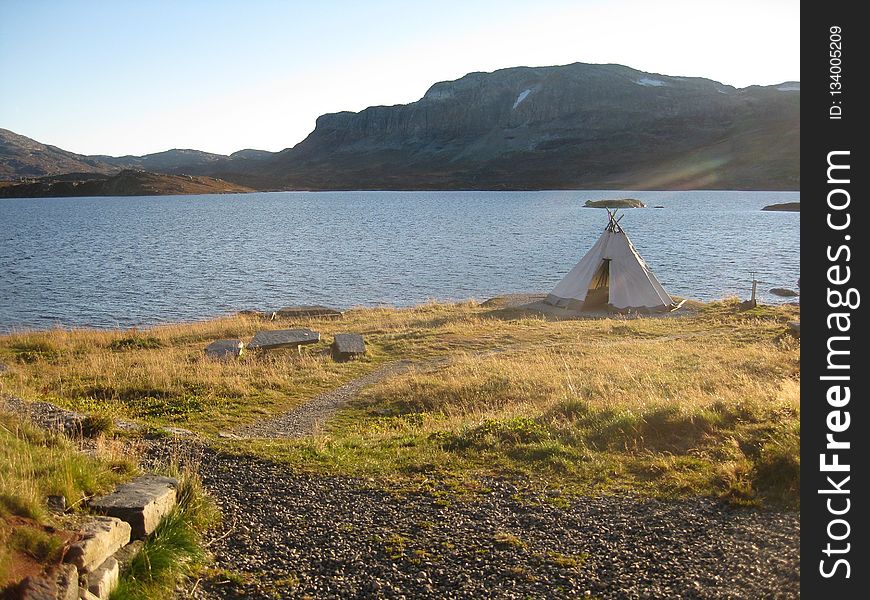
[0, 128, 121, 179]
[0, 170, 253, 198]
[1, 62, 799, 191]
[238, 64, 798, 190]
[97, 149, 229, 173]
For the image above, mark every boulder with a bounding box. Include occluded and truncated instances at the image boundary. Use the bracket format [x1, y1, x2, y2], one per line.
[332, 334, 366, 361]
[787, 321, 800, 337]
[84, 556, 119, 599]
[248, 328, 320, 350]
[204, 339, 244, 359]
[17, 564, 78, 600]
[47, 494, 67, 514]
[275, 305, 343, 319]
[737, 299, 757, 311]
[89, 475, 178, 540]
[65, 517, 131, 572]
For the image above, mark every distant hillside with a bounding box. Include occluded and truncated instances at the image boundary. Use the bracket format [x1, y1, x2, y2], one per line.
[0, 170, 253, 198]
[0, 128, 121, 179]
[1, 63, 799, 191]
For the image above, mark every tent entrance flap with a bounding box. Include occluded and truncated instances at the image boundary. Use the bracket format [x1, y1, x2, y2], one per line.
[582, 258, 610, 310]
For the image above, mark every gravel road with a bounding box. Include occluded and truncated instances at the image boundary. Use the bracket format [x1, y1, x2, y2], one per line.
[186, 448, 800, 599]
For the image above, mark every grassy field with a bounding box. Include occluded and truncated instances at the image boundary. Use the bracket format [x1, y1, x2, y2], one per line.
[0, 411, 138, 589]
[0, 299, 800, 507]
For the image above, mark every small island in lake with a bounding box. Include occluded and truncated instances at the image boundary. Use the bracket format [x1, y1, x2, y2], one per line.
[0, 169, 253, 198]
[584, 198, 646, 208]
[761, 202, 800, 212]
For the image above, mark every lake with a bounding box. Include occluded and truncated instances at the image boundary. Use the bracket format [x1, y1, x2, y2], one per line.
[0, 190, 799, 330]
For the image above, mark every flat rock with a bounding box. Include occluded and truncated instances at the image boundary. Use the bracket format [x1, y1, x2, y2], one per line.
[85, 556, 119, 599]
[248, 328, 320, 350]
[584, 198, 645, 208]
[66, 516, 131, 572]
[275, 305, 343, 319]
[205, 339, 244, 359]
[769, 287, 799, 297]
[761, 202, 800, 212]
[89, 475, 178, 539]
[332, 333, 366, 360]
[18, 563, 78, 600]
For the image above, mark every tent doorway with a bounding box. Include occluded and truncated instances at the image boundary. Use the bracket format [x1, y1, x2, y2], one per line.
[582, 258, 610, 310]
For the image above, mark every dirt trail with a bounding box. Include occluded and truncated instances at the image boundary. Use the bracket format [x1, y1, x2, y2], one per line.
[232, 360, 417, 438]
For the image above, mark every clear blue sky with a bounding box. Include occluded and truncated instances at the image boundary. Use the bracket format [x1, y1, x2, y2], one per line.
[0, 0, 799, 156]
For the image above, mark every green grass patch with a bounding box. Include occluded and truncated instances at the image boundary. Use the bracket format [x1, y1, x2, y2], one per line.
[111, 466, 219, 600]
[0, 411, 137, 521]
[108, 336, 164, 351]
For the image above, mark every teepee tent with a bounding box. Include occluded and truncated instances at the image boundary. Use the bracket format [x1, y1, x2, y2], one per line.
[545, 211, 674, 312]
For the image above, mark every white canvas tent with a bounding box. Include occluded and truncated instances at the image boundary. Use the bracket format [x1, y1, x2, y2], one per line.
[545, 211, 674, 312]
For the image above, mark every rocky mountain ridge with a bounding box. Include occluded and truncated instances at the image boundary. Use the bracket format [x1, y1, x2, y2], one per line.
[1, 62, 800, 191]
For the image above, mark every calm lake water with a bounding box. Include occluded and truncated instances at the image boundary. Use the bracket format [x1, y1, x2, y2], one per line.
[0, 190, 799, 330]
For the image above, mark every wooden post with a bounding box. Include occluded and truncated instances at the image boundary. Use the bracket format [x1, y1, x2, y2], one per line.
[751, 279, 757, 302]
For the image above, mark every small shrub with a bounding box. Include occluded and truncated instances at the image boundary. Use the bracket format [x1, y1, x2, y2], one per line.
[108, 336, 163, 351]
[80, 414, 115, 438]
[10, 341, 60, 364]
[446, 417, 549, 450]
[547, 551, 587, 569]
[493, 531, 525, 549]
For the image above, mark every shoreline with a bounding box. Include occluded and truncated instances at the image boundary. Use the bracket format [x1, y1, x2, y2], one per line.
[0, 294, 804, 334]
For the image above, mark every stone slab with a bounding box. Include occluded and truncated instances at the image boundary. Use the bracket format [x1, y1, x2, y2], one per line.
[89, 475, 178, 539]
[85, 556, 119, 599]
[332, 333, 366, 360]
[275, 305, 343, 319]
[65, 516, 131, 572]
[248, 328, 320, 350]
[205, 338, 244, 359]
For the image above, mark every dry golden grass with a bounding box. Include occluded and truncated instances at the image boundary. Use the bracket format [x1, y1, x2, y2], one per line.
[227, 300, 801, 505]
[1, 299, 800, 505]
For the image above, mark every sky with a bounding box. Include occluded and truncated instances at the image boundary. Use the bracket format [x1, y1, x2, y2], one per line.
[0, 0, 800, 157]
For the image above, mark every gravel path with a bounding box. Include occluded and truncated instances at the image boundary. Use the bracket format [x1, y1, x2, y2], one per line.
[182, 448, 799, 599]
[233, 360, 414, 438]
